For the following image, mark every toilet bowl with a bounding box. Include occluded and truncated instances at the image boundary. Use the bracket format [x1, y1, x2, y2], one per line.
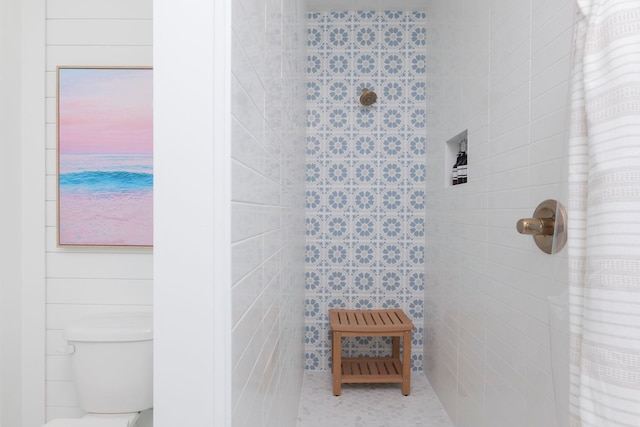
[43, 312, 152, 427]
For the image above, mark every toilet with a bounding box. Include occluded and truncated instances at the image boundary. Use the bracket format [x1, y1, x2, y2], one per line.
[44, 312, 153, 427]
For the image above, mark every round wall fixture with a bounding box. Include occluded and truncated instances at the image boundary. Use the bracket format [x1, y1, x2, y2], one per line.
[516, 199, 567, 254]
[359, 88, 377, 106]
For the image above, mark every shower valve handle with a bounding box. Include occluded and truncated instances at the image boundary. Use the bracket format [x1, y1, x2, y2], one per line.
[516, 217, 555, 236]
[515, 199, 567, 254]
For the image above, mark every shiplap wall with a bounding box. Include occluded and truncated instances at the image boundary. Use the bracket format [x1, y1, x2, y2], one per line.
[44, 0, 153, 423]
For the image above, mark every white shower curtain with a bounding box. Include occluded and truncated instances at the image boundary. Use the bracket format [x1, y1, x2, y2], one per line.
[569, 1, 640, 426]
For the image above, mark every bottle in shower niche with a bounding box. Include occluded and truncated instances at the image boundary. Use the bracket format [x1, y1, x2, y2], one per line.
[451, 154, 459, 185]
[458, 138, 467, 184]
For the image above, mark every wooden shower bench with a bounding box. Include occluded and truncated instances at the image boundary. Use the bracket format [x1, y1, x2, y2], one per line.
[329, 308, 414, 396]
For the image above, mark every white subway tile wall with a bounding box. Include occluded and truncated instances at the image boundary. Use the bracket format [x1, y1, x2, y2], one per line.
[44, 0, 153, 422]
[424, 0, 573, 426]
[304, 11, 427, 372]
[230, 0, 308, 426]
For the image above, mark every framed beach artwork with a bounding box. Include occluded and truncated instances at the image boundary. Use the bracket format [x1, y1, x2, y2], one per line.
[57, 66, 153, 247]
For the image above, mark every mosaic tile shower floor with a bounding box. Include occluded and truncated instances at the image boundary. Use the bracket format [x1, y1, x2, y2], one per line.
[296, 371, 454, 427]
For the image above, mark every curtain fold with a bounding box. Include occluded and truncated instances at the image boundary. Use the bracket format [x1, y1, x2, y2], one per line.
[569, 1, 640, 426]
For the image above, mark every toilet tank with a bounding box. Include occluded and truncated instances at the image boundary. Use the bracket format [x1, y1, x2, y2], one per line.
[65, 312, 153, 414]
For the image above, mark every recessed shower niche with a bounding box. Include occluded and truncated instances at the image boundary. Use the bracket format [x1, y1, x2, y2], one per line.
[446, 129, 468, 187]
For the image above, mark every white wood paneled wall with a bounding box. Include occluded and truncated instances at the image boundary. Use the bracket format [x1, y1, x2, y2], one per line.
[44, 0, 153, 421]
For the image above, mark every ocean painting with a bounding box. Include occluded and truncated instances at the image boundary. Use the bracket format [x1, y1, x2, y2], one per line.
[57, 67, 153, 246]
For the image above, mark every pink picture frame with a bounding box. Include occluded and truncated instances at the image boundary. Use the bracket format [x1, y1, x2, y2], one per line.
[57, 66, 153, 247]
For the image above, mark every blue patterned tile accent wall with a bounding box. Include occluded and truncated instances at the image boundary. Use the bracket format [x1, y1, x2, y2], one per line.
[305, 10, 427, 371]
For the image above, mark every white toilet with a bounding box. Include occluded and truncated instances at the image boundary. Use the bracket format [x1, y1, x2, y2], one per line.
[44, 312, 153, 427]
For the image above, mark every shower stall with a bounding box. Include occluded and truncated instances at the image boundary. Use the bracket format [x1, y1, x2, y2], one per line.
[153, 0, 576, 424]
[154, 0, 639, 426]
[302, 0, 572, 425]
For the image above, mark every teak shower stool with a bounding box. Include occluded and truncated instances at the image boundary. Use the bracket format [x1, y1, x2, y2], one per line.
[329, 308, 414, 396]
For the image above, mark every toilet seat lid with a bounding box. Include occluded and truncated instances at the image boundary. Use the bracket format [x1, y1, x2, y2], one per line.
[65, 312, 152, 342]
[43, 418, 130, 427]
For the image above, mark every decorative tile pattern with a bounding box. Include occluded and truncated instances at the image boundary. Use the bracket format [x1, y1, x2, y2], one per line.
[296, 371, 454, 427]
[305, 11, 427, 371]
